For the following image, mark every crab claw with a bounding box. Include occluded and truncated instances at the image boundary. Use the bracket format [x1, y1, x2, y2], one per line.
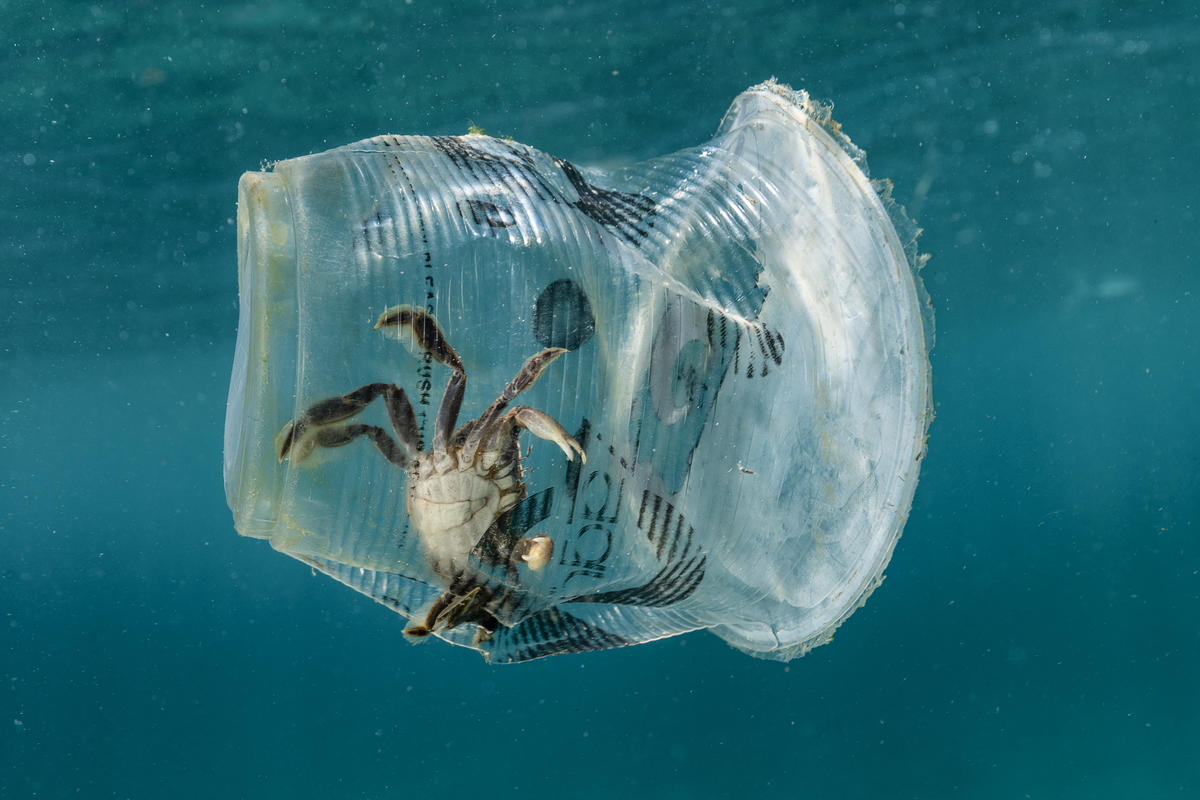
[511, 407, 586, 464]
[520, 535, 554, 571]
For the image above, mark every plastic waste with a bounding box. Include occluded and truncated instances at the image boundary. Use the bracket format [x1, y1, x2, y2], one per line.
[224, 80, 933, 663]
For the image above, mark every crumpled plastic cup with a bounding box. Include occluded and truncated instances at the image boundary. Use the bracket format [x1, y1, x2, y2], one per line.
[224, 80, 933, 663]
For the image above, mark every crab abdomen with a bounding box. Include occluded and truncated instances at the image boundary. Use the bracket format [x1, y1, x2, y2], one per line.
[406, 453, 523, 576]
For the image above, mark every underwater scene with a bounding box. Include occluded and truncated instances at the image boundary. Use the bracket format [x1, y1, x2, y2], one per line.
[2, 1, 1197, 797]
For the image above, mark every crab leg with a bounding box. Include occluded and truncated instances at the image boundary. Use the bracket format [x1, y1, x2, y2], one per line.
[404, 581, 500, 641]
[488, 405, 586, 464]
[463, 347, 568, 461]
[278, 382, 420, 463]
[304, 423, 413, 467]
[375, 305, 466, 452]
[435, 372, 466, 453]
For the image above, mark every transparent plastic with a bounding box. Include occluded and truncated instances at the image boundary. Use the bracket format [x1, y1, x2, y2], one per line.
[224, 81, 933, 663]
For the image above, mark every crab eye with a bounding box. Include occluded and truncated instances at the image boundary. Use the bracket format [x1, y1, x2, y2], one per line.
[226, 80, 933, 664]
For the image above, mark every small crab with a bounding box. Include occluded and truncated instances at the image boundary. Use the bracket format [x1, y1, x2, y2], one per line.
[277, 305, 584, 644]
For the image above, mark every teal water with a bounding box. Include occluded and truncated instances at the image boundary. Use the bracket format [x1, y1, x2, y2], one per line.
[3, 1, 1197, 797]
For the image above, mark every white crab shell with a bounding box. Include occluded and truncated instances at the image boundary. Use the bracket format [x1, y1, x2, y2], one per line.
[406, 449, 521, 576]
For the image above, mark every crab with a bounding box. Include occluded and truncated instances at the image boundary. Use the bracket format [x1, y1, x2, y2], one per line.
[276, 304, 585, 644]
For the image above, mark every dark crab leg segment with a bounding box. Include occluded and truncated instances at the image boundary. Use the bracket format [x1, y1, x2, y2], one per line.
[278, 382, 421, 462]
[435, 371, 466, 453]
[463, 347, 568, 461]
[309, 423, 413, 467]
[374, 305, 464, 371]
[384, 385, 422, 461]
[375, 305, 466, 452]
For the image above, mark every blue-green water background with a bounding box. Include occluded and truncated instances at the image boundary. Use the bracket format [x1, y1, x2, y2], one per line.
[3, 1, 1198, 797]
